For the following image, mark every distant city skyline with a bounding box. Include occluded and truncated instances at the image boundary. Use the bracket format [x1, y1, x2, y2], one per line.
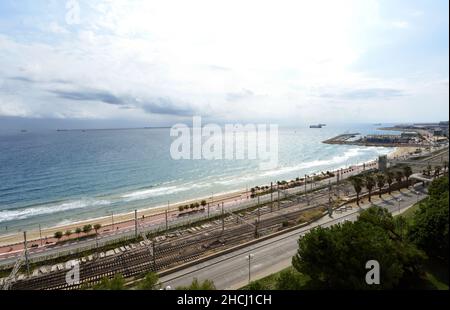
[0, 0, 448, 129]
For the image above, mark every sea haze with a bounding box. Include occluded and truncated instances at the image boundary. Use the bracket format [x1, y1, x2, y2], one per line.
[0, 124, 394, 233]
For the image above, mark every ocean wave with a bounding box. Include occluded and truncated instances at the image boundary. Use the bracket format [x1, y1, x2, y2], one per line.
[120, 182, 212, 202]
[260, 147, 367, 178]
[0, 199, 111, 223]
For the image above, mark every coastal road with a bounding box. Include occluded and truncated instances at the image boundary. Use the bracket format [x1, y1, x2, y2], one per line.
[159, 185, 427, 289]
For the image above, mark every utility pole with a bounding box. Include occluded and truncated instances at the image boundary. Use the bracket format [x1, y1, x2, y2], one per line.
[247, 254, 254, 283]
[152, 240, 156, 272]
[328, 180, 332, 217]
[257, 204, 260, 223]
[166, 201, 169, 231]
[254, 219, 259, 238]
[23, 231, 30, 276]
[111, 211, 114, 230]
[304, 174, 307, 193]
[165, 210, 168, 231]
[134, 210, 138, 238]
[207, 203, 210, 218]
[277, 187, 280, 210]
[38, 224, 43, 246]
[221, 202, 224, 233]
[95, 232, 99, 254]
[270, 182, 273, 212]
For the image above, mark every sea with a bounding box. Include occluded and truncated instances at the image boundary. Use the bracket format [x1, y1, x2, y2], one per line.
[0, 124, 396, 234]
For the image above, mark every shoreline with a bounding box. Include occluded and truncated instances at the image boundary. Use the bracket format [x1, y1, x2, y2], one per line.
[0, 148, 399, 247]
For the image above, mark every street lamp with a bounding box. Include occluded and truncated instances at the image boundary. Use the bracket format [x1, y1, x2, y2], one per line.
[246, 253, 254, 283]
[396, 198, 402, 214]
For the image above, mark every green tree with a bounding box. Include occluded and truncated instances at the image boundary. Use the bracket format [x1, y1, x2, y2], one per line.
[177, 278, 216, 290]
[434, 166, 441, 178]
[54, 231, 63, 241]
[201, 200, 207, 207]
[93, 223, 102, 234]
[426, 164, 432, 176]
[245, 280, 266, 290]
[292, 207, 425, 289]
[376, 173, 386, 198]
[395, 171, 403, 185]
[386, 170, 394, 194]
[64, 230, 72, 238]
[137, 272, 160, 290]
[349, 176, 363, 206]
[403, 166, 412, 186]
[75, 227, 82, 238]
[83, 224, 93, 235]
[408, 176, 449, 263]
[364, 174, 375, 202]
[94, 274, 126, 290]
[275, 269, 304, 290]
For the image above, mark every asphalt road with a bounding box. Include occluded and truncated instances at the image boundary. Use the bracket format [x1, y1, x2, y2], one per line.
[159, 185, 427, 290]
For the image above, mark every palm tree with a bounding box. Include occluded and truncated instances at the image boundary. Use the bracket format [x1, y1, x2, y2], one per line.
[386, 171, 394, 194]
[364, 175, 375, 202]
[64, 230, 72, 238]
[54, 231, 63, 241]
[83, 224, 92, 235]
[434, 166, 441, 178]
[395, 171, 403, 184]
[403, 166, 412, 186]
[376, 173, 386, 198]
[349, 176, 363, 206]
[94, 223, 102, 235]
[426, 164, 432, 176]
[75, 227, 82, 238]
[138, 272, 160, 290]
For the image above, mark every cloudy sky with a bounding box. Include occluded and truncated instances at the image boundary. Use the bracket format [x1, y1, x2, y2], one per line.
[0, 0, 448, 129]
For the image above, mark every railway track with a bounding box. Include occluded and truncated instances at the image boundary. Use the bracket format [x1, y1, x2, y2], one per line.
[10, 199, 329, 290]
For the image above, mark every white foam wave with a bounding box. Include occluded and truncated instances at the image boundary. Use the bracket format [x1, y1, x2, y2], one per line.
[260, 147, 366, 178]
[0, 199, 111, 223]
[121, 183, 213, 202]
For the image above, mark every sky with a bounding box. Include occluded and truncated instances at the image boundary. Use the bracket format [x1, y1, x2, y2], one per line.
[0, 0, 448, 129]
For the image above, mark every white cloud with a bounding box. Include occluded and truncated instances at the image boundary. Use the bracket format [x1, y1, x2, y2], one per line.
[391, 21, 409, 29]
[0, 0, 447, 124]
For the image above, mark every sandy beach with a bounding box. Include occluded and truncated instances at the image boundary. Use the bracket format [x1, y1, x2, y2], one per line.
[387, 147, 420, 159]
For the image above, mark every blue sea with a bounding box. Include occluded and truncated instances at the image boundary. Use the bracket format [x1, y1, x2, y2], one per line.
[0, 124, 395, 234]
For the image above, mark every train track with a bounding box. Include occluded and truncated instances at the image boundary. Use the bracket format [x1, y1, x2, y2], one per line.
[10, 198, 329, 290]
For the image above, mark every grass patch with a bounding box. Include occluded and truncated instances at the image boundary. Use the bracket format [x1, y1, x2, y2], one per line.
[297, 208, 326, 224]
[400, 200, 425, 223]
[239, 266, 310, 290]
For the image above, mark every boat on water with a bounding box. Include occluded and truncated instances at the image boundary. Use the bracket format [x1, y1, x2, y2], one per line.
[309, 124, 323, 128]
